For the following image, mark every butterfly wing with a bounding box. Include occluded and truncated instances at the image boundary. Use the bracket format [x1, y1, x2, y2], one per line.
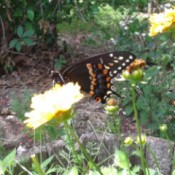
[54, 51, 136, 102]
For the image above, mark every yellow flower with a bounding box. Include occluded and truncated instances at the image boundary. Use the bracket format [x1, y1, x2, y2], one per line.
[124, 136, 133, 146]
[24, 83, 83, 129]
[135, 135, 147, 145]
[149, 7, 175, 36]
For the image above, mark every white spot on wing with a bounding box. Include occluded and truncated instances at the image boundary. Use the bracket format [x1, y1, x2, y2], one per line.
[119, 56, 124, 60]
[122, 63, 126, 66]
[104, 65, 110, 69]
[129, 55, 133, 59]
[110, 53, 114, 57]
[126, 59, 130, 63]
[113, 70, 117, 74]
[118, 66, 122, 70]
[107, 91, 112, 94]
[114, 60, 119, 63]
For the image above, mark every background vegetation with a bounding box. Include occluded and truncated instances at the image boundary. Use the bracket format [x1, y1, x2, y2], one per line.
[0, 0, 175, 174]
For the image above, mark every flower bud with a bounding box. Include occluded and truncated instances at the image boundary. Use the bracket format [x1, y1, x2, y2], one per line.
[159, 124, 167, 132]
[124, 136, 133, 146]
[135, 135, 147, 145]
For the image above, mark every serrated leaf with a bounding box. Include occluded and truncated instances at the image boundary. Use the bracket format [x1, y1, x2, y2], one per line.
[17, 26, 23, 38]
[15, 41, 22, 52]
[27, 10, 34, 21]
[9, 39, 18, 48]
[23, 38, 35, 46]
[23, 30, 34, 37]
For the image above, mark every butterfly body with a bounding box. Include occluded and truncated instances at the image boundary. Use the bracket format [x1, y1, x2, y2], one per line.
[52, 51, 136, 102]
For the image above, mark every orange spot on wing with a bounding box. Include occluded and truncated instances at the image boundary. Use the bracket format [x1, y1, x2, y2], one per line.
[106, 76, 111, 82]
[107, 83, 111, 88]
[89, 91, 94, 96]
[103, 69, 109, 75]
[97, 64, 103, 69]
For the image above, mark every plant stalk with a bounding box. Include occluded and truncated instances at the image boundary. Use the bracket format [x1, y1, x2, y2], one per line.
[131, 83, 147, 175]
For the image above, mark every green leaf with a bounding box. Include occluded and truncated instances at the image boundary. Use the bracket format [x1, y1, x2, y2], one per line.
[15, 41, 22, 52]
[23, 30, 34, 37]
[25, 22, 34, 31]
[161, 54, 171, 66]
[41, 156, 54, 169]
[3, 149, 16, 168]
[68, 167, 79, 175]
[0, 161, 5, 174]
[132, 166, 140, 174]
[145, 66, 159, 80]
[17, 26, 24, 38]
[125, 104, 133, 116]
[9, 39, 18, 48]
[54, 56, 67, 70]
[101, 166, 118, 175]
[114, 150, 130, 170]
[140, 111, 149, 124]
[27, 10, 34, 21]
[23, 38, 35, 46]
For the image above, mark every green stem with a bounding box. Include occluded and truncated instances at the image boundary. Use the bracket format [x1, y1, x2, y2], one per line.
[131, 83, 147, 175]
[31, 154, 45, 175]
[147, 145, 161, 175]
[64, 120, 103, 175]
[165, 133, 175, 169]
[113, 115, 123, 149]
[64, 121, 80, 166]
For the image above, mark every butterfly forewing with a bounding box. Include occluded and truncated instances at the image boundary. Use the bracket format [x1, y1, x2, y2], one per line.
[53, 51, 136, 102]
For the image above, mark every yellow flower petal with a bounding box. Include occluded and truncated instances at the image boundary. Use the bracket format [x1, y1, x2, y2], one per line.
[24, 83, 83, 129]
[149, 7, 175, 36]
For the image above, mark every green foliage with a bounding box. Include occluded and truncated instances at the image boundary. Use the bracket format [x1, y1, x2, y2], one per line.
[31, 155, 58, 175]
[11, 89, 32, 121]
[94, 5, 123, 37]
[54, 55, 67, 70]
[4, 63, 13, 73]
[112, 4, 175, 140]
[56, 18, 94, 34]
[0, 149, 16, 175]
[9, 26, 35, 52]
[0, 143, 6, 160]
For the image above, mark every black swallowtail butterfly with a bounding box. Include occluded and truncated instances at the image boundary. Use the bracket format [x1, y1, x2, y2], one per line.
[51, 51, 136, 103]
